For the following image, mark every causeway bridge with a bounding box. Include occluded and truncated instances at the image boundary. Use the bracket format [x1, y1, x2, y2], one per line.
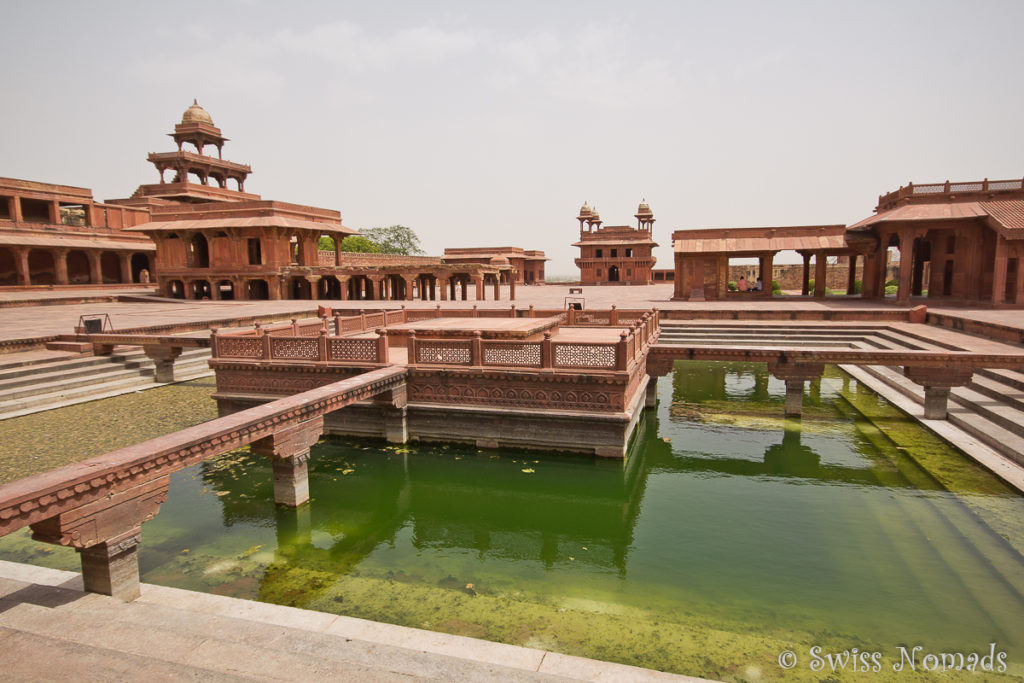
[0, 365, 407, 600]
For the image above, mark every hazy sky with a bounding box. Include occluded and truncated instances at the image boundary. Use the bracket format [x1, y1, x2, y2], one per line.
[4, 1, 1023, 275]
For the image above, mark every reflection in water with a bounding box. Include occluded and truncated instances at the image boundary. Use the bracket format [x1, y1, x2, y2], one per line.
[2, 361, 1023, 681]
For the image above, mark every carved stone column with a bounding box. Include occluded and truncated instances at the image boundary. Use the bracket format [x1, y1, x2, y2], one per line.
[903, 366, 973, 419]
[251, 417, 324, 507]
[53, 248, 69, 285]
[87, 251, 102, 285]
[768, 361, 825, 417]
[30, 476, 169, 600]
[374, 383, 409, 443]
[144, 345, 183, 383]
[645, 375, 658, 408]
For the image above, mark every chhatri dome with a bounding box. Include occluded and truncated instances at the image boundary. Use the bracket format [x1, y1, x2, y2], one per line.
[181, 99, 214, 126]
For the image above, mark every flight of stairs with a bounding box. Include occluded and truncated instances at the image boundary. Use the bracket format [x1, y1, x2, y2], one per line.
[0, 347, 213, 421]
[656, 322, 1024, 468]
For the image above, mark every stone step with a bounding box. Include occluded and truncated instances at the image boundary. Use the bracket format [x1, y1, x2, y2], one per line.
[43, 340, 93, 354]
[857, 364, 1024, 466]
[656, 336, 855, 348]
[0, 564, 679, 682]
[0, 348, 210, 393]
[949, 383, 1024, 441]
[978, 368, 1024, 394]
[0, 348, 152, 382]
[965, 372, 1024, 414]
[0, 363, 213, 421]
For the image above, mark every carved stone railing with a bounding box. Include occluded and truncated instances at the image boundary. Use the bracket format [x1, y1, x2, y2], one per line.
[212, 307, 660, 370]
[877, 177, 1024, 209]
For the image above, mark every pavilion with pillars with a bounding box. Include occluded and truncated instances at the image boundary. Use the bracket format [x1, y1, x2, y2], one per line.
[847, 177, 1024, 306]
[671, 176, 1024, 306]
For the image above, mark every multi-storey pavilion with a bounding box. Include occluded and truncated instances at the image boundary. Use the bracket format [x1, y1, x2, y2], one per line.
[120, 102, 514, 302]
[573, 201, 658, 285]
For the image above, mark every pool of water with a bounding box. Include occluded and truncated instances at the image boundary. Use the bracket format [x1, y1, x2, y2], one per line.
[3, 363, 1023, 681]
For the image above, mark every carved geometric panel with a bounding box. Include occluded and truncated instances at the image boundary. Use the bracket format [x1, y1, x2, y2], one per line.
[270, 337, 319, 360]
[483, 342, 541, 366]
[554, 343, 616, 368]
[217, 336, 263, 359]
[416, 342, 471, 365]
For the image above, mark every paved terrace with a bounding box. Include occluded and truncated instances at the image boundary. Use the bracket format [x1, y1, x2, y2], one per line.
[0, 561, 701, 682]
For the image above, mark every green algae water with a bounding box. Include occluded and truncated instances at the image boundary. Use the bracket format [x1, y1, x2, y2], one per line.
[2, 363, 1023, 681]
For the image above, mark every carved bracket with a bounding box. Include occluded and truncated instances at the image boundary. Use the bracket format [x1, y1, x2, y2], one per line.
[29, 476, 169, 550]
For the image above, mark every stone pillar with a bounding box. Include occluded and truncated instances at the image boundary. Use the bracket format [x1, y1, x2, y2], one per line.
[14, 248, 30, 285]
[374, 384, 409, 443]
[991, 235, 1008, 305]
[439, 276, 448, 301]
[897, 231, 914, 304]
[847, 253, 858, 295]
[251, 417, 324, 507]
[903, 367, 973, 420]
[645, 375, 658, 408]
[144, 345, 183, 383]
[768, 362, 825, 417]
[53, 248, 69, 285]
[30, 476, 170, 601]
[474, 277, 484, 300]
[119, 252, 132, 284]
[403, 276, 415, 301]
[801, 252, 811, 295]
[308, 276, 321, 301]
[87, 251, 102, 285]
[493, 277, 500, 301]
[814, 252, 827, 298]
[510, 276, 516, 301]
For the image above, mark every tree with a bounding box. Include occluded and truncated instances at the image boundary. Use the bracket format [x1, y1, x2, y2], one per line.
[318, 235, 336, 251]
[360, 225, 424, 255]
[339, 235, 381, 253]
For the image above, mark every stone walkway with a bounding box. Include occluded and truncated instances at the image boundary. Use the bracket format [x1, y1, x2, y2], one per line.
[0, 561, 708, 682]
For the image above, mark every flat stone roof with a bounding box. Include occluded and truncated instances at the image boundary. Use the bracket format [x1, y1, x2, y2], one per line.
[387, 316, 561, 339]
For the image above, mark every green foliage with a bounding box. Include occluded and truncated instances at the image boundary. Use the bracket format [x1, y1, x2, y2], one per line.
[807, 279, 814, 292]
[885, 279, 899, 288]
[339, 235, 381, 253]
[318, 235, 336, 251]
[885, 284, 898, 295]
[853, 279, 863, 294]
[771, 280, 781, 292]
[360, 225, 424, 255]
[727, 281, 738, 292]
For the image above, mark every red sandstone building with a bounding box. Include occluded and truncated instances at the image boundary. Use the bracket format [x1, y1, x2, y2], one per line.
[671, 177, 1024, 307]
[2, 102, 517, 302]
[0, 178, 153, 287]
[442, 247, 547, 284]
[574, 202, 658, 285]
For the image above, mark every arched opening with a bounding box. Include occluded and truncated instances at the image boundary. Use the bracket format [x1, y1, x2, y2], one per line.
[290, 277, 312, 300]
[28, 249, 56, 285]
[911, 237, 930, 297]
[191, 280, 212, 299]
[319, 275, 341, 300]
[0, 247, 17, 286]
[449, 274, 471, 301]
[189, 234, 210, 268]
[66, 250, 91, 284]
[168, 279, 186, 299]
[130, 253, 151, 283]
[607, 265, 620, 282]
[218, 280, 235, 300]
[100, 251, 121, 283]
[247, 279, 269, 300]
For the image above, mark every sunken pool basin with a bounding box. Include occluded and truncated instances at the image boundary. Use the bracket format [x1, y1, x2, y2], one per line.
[2, 362, 1022, 681]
